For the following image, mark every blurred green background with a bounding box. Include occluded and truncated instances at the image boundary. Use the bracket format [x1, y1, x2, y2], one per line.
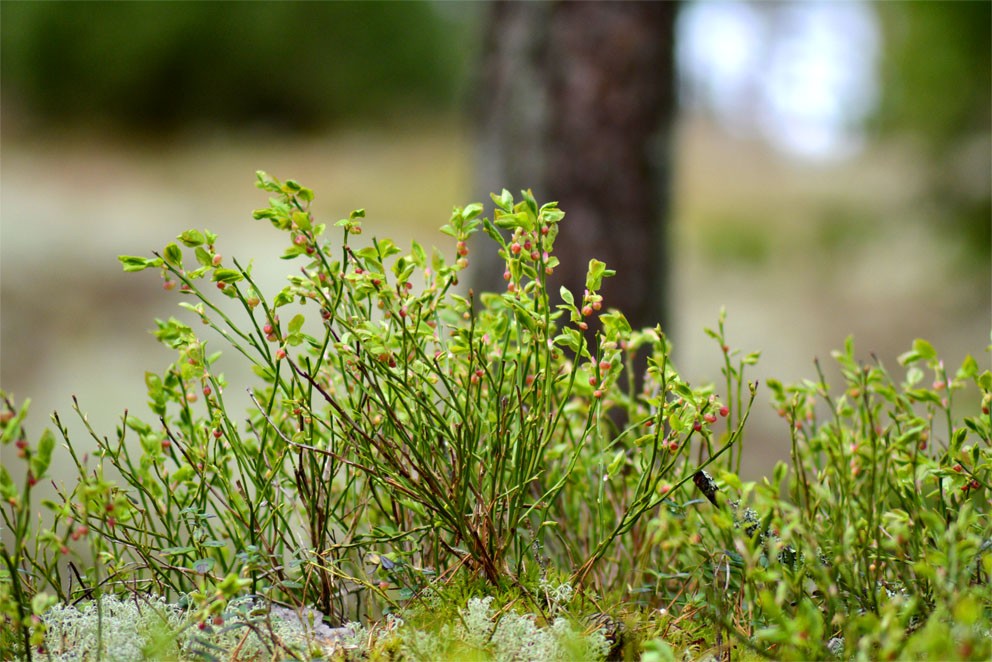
[1, 1, 988, 479]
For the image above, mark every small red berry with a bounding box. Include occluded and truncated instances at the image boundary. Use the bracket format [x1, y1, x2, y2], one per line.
[163, 280, 176, 291]
[704, 413, 718, 424]
[593, 389, 603, 399]
[718, 405, 729, 417]
[581, 305, 593, 317]
[693, 421, 702, 432]
[275, 348, 286, 360]
[212, 254, 222, 266]
[202, 385, 212, 396]
[510, 242, 522, 255]
[578, 322, 588, 331]
[668, 440, 679, 452]
[599, 360, 611, 372]
[588, 376, 597, 386]
[503, 269, 511, 281]
[953, 464, 963, 473]
[971, 479, 980, 490]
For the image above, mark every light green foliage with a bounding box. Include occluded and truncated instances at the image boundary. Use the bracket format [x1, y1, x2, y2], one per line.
[1, 174, 989, 660]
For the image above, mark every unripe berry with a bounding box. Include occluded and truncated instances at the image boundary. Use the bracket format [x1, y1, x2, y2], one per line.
[588, 376, 597, 386]
[581, 305, 593, 317]
[263, 323, 274, 335]
[213, 428, 222, 439]
[275, 348, 286, 360]
[510, 242, 522, 255]
[212, 254, 222, 266]
[593, 389, 603, 399]
[718, 405, 729, 417]
[456, 257, 468, 269]
[692, 420, 702, 432]
[704, 413, 718, 424]
[163, 280, 176, 291]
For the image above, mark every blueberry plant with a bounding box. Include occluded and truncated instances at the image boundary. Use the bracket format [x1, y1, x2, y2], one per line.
[1, 173, 989, 660]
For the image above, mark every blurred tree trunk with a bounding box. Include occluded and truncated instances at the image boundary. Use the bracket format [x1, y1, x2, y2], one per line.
[474, 1, 678, 337]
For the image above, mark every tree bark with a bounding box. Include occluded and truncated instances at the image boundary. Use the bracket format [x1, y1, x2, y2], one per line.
[474, 0, 678, 336]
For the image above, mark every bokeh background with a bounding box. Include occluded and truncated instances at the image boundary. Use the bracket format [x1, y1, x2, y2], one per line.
[2, 0, 989, 480]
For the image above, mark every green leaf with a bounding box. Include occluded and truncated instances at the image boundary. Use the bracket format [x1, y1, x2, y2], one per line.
[912, 338, 937, 361]
[607, 449, 625, 477]
[178, 230, 205, 247]
[288, 314, 305, 334]
[118, 255, 162, 272]
[212, 268, 244, 284]
[292, 211, 312, 231]
[462, 202, 483, 220]
[194, 247, 212, 267]
[0, 464, 16, 500]
[559, 287, 574, 307]
[30, 429, 55, 480]
[492, 189, 513, 212]
[956, 355, 979, 380]
[163, 243, 183, 267]
[585, 259, 615, 291]
[192, 558, 215, 575]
